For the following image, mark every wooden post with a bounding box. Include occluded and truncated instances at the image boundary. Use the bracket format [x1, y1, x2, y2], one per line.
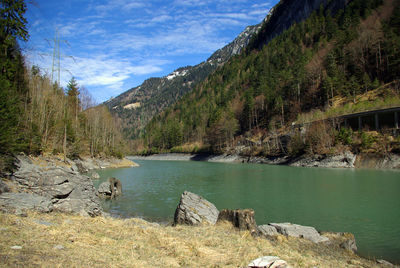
[358, 116, 362, 131]
[375, 113, 379, 130]
[395, 111, 399, 129]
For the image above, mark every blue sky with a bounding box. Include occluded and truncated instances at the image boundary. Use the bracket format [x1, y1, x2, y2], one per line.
[23, 0, 277, 103]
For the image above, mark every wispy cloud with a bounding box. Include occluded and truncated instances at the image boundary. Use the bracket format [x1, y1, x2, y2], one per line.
[25, 0, 274, 102]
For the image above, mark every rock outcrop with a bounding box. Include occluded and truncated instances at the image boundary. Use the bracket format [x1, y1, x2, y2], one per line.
[4, 155, 102, 216]
[0, 179, 10, 194]
[97, 177, 122, 199]
[269, 223, 329, 243]
[0, 192, 53, 213]
[289, 151, 357, 168]
[174, 191, 219, 225]
[217, 209, 258, 235]
[258, 224, 279, 237]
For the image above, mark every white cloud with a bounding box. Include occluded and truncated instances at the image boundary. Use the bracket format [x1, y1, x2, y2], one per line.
[26, 0, 275, 102]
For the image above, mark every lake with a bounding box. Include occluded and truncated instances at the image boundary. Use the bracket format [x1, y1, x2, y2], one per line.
[93, 159, 400, 264]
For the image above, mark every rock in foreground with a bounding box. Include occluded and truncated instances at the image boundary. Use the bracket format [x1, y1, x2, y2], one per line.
[0, 192, 53, 213]
[5, 155, 102, 216]
[269, 223, 329, 243]
[248, 256, 288, 268]
[174, 191, 219, 225]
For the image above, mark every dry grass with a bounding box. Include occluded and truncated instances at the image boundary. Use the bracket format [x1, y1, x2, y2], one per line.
[107, 158, 139, 168]
[296, 83, 400, 125]
[0, 211, 385, 268]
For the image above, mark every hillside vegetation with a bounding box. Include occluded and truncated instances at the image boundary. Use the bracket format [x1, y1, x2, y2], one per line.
[0, 1, 126, 172]
[142, 0, 400, 155]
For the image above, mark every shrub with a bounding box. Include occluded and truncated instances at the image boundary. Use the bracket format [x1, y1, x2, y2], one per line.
[304, 121, 335, 155]
[288, 131, 306, 156]
[360, 132, 376, 149]
[336, 127, 353, 145]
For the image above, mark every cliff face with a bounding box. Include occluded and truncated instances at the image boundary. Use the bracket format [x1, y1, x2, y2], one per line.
[248, 0, 350, 50]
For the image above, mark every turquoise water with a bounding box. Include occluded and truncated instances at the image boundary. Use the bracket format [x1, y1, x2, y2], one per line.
[93, 160, 400, 263]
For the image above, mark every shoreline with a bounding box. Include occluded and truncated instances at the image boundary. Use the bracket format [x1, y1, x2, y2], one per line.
[0, 154, 398, 266]
[128, 151, 400, 169]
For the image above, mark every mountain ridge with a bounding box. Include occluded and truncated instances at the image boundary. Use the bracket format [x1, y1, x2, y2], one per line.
[104, 22, 262, 139]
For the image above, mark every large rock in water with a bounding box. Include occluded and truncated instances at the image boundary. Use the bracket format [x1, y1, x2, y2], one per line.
[269, 223, 329, 243]
[8, 155, 102, 216]
[217, 209, 258, 235]
[97, 177, 122, 199]
[174, 191, 219, 225]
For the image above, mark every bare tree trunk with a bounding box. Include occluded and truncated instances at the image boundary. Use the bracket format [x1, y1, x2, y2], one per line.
[63, 123, 67, 162]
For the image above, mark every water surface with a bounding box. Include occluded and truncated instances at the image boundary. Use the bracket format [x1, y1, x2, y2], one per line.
[93, 160, 400, 263]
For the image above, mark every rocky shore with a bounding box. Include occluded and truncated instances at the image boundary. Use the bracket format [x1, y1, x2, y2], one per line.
[0, 155, 397, 266]
[0, 154, 138, 216]
[173, 191, 396, 267]
[130, 151, 400, 169]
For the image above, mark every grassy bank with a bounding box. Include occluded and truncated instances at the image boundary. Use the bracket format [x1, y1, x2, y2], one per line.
[0, 212, 386, 267]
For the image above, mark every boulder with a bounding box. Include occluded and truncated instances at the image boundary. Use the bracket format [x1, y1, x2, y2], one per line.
[376, 259, 394, 267]
[340, 235, 358, 253]
[174, 191, 219, 225]
[258, 224, 279, 237]
[269, 223, 329, 243]
[0, 192, 53, 213]
[97, 177, 122, 199]
[217, 209, 258, 235]
[248, 256, 288, 268]
[98, 181, 112, 196]
[0, 180, 10, 194]
[91, 172, 100, 180]
[9, 155, 102, 217]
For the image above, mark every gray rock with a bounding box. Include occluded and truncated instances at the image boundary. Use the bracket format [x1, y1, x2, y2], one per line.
[53, 245, 64, 250]
[174, 191, 219, 225]
[269, 223, 329, 243]
[248, 256, 288, 268]
[0, 192, 53, 213]
[377, 259, 394, 267]
[340, 237, 357, 253]
[290, 151, 356, 168]
[258, 224, 279, 237]
[15, 208, 28, 217]
[0, 180, 10, 194]
[91, 172, 100, 179]
[34, 219, 54, 226]
[9, 155, 102, 217]
[97, 177, 122, 199]
[98, 181, 112, 195]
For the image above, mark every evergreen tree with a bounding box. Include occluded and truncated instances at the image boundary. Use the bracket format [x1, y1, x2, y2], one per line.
[0, 0, 28, 154]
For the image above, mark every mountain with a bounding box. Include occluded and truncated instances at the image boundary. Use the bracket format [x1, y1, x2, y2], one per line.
[104, 23, 262, 139]
[247, 0, 350, 50]
[143, 0, 400, 154]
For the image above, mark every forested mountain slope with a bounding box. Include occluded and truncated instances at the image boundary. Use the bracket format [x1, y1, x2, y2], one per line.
[105, 24, 261, 139]
[143, 0, 400, 155]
